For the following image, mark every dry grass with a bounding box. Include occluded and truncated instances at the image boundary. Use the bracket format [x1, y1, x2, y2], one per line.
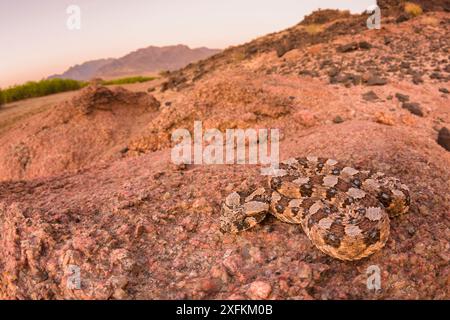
[420, 16, 439, 26]
[405, 2, 423, 17]
[231, 49, 246, 62]
[302, 24, 325, 35]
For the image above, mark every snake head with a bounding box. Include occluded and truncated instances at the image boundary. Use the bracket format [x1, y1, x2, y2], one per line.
[220, 188, 270, 233]
[376, 177, 411, 218]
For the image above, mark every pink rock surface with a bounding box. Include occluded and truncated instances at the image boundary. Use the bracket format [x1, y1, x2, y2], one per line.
[0, 5, 449, 300]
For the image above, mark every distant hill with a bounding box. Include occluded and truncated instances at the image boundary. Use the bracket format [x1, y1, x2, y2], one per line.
[49, 45, 221, 80]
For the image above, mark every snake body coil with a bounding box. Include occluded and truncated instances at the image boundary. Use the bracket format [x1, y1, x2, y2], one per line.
[221, 156, 411, 261]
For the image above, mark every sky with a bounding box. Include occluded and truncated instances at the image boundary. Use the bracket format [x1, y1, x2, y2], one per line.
[0, 0, 376, 87]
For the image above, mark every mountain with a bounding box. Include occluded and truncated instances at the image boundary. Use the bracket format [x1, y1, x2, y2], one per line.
[48, 58, 115, 81]
[49, 45, 221, 80]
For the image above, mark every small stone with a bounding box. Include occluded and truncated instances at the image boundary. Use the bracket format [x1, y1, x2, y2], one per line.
[396, 14, 409, 23]
[362, 90, 380, 102]
[437, 127, 450, 151]
[430, 72, 443, 80]
[246, 281, 272, 300]
[395, 93, 410, 102]
[223, 254, 242, 275]
[414, 243, 426, 256]
[165, 101, 172, 107]
[192, 197, 212, 214]
[174, 163, 187, 171]
[337, 42, 358, 53]
[111, 276, 129, 289]
[333, 116, 344, 124]
[112, 288, 128, 300]
[400, 61, 411, 69]
[358, 41, 372, 50]
[153, 171, 165, 180]
[367, 76, 387, 86]
[197, 278, 221, 293]
[439, 88, 449, 94]
[406, 224, 416, 236]
[402, 102, 424, 117]
[294, 110, 317, 128]
[413, 75, 423, 84]
[328, 67, 339, 78]
[297, 262, 312, 280]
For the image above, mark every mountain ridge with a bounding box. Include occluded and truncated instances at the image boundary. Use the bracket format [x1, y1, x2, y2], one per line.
[48, 44, 221, 80]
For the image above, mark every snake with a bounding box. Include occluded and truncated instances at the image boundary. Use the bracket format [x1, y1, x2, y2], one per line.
[221, 156, 411, 261]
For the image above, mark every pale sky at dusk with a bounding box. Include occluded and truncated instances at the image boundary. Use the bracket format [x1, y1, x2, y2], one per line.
[0, 0, 375, 87]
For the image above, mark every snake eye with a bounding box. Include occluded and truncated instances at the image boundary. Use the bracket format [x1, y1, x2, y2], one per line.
[378, 192, 392, 207]
[275, 204, 284, 213]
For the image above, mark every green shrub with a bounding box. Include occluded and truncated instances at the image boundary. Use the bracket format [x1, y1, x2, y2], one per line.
[101, 76, 156, 86]
[0, 88, 4, 106]
[1, 79, 88, 104]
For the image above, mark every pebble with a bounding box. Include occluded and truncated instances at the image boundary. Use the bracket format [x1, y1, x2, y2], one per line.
[246, 281, 272, 300]
[437, 127, 450, 151]
[223, 254, 242, 275]
[414, 243, 427, 256]
[293, 110, 317, 128]
[402, 102, 424, 117]
[395, 93, 410, 102]
[362, 90, 380, 102]
[367, 76, 387, 86]
[412, 75, 423, 84]
[297, 262, 312, 280]
[112, 288, 128, 300]
[333, 116, 344, 124]
[406, 224, 417, 236]
[192, 197, 213, 214]
[119, 147, 129, 154]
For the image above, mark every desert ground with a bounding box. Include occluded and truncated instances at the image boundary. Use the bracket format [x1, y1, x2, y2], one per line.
[0, 2, 449, 299]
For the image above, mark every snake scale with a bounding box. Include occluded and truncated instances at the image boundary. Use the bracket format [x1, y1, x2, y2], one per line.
[221, 156, 411, 261]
